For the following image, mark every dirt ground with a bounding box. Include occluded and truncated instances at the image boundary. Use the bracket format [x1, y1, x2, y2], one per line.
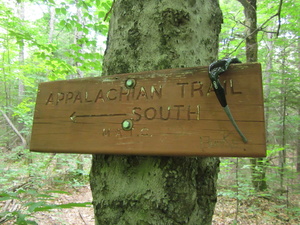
[2, 185, 299, 224]
[31, 186, 299, 225]
[33, 186, 94, 225]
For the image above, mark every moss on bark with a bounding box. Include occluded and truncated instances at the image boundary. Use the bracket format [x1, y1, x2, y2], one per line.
[90, 1, 223, 224]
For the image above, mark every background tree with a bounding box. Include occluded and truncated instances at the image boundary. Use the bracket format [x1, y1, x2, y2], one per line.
[236, 0, 267, 192]
[89, 0, 222, 224]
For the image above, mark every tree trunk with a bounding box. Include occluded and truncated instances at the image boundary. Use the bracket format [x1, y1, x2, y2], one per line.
[264, 32, 274, 144]
[90, 0, 222, 224]
[297, 38, 300, 173]
[17, 1, 25, 101]
[237, 0, 267, 191]
[237, 0, 258, 62]
[73, 0, 84, 78]
[279, 50, 287, 191]
[48, 6, 55, 43]
[297, 109, 300, 173]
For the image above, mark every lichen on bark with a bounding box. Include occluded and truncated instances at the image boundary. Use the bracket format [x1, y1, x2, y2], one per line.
[90, 0, 223, 224]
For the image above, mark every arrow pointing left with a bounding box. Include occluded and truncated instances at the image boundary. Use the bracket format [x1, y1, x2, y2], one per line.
[70, 112, 127, 122]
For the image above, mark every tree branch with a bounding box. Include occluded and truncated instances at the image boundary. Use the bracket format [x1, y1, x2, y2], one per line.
[104, 0, 115, 21]
[0, 109, 27, 147]
[226, 0, 284, 56]
[276, 0, 283, 37]
[236, 0, 250, 9]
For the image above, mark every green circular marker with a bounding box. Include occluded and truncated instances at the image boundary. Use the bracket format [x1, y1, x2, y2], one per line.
[125, 78, 136, 89]
[122, 119, 133, 131]
[126, 79, 133, 86]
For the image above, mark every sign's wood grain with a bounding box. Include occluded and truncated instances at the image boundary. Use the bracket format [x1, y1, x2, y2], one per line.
[30, 63, 266, 157]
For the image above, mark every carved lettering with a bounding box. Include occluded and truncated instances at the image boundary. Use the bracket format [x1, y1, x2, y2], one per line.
[95, 89, 104, 102]
[56, 92, 64, 105]
[136, 87, 148, 100]
[177, 82, 188, 98]
[119, 87, 130, 101]
[144, 107, 156, 120]
[102, 128, 111, 137]
[44, 79, 242, 106]
[191, 81, 203, 97]
[66, 92, 73, 103]
[102, 127, 150, 138]
[206, 83, 215, 96]
[115, 129, 122, 137]
[46, 93, 54, 105]
[140, 128, 151, 137]
[150, 85, 162, 99]
[73, 92, 82, 103]
[200, 131, 233, 148]
[85, 91, 92, 102]
[133, 105, 201, 121]
[133, 107, 142, 121]
[174, 105, 184, 120]
[107, 88, 117, 100]
[187, 105, 200, 120]
[159, 106, 171, 120]
[230, 79, 242, 94]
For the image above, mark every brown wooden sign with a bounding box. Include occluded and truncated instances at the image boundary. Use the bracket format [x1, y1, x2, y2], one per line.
[30, 63, 266, 157]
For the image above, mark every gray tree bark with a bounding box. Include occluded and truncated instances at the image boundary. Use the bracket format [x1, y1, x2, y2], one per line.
[237, 0, 258, 62]
[297, 38, 300, 173]
[90, 1, 222, 224]
[237, 0, 267, 191]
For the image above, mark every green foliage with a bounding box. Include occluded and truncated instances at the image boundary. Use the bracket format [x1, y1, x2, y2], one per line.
[218, 155, 300, 223]
[0, 188, 91, 224]
[0, 0, 112, 151]
[0, 149, 92, 224]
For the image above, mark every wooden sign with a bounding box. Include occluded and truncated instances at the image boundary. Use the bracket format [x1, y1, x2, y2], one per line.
[30, 63, 266, 157]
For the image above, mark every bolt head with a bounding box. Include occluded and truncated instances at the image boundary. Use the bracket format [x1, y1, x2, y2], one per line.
[125, 78, 136, 89]
[122, 119, 133, 131]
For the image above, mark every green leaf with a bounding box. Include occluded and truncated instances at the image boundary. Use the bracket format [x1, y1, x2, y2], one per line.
[61, 7, 67, 15]
[55, 8, 60, 14]
[0, 192, 19, 201]
[26, 202, 47, 212]
[101, 2, 111, 11]
[83, 27, 89, 34]
[98, 11, 106, 19]
[33, 202, 92, 212]
[45, 190, 70, 195]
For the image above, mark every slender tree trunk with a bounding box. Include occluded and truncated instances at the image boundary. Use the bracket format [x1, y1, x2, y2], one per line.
[90, 1, 222, 224]
[238, 0, 267, 191]
[264, 32, 274, 144]
[73, 0, 84, 78]
[297, 109, 300, 173]
[279, 50, 287, 191]
[48, 6, 55, 43]
[297, 38, 300, 173]
[17, 1, 25, 101]
[2, 38, 12, 149]
[15, 1, 26, 140]
[237, 0, 258, 62]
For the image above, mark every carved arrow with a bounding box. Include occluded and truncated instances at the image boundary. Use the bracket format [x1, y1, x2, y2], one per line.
[70, 112, 127, 122]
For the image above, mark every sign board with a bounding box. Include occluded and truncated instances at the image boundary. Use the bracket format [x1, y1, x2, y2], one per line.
[30, 63, 266, 157]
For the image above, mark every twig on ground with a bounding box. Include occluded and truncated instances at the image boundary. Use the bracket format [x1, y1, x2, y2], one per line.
[78, 210, 88, 225]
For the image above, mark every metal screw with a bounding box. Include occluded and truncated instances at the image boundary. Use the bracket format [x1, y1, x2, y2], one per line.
[125, 78, 136, 89]
[122, 119, 133, 131]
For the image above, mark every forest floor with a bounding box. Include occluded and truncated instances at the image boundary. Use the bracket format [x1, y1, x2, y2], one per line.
[2, 185, 299, 225]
